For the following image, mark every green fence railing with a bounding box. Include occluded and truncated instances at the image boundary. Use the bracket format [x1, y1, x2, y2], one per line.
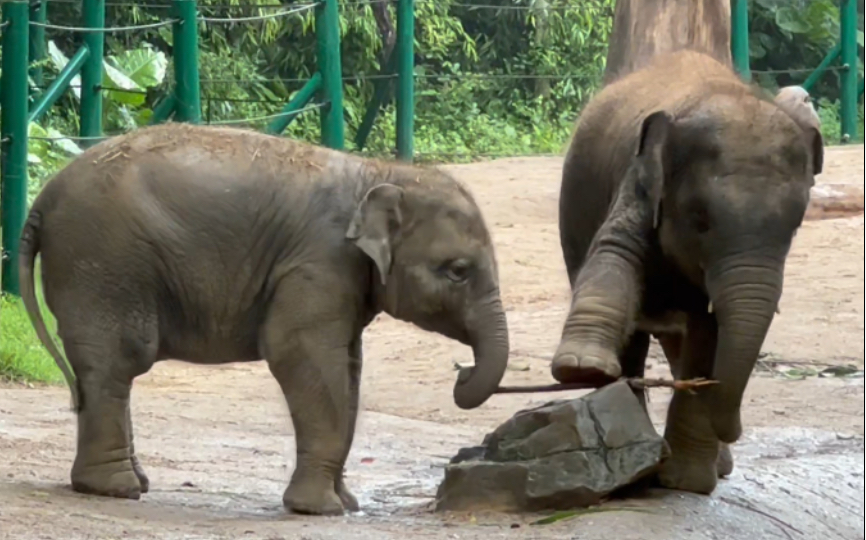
[730, 0, 863, 143]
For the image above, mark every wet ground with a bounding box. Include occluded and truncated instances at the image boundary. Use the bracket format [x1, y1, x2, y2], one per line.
[1, 145, 863, 539]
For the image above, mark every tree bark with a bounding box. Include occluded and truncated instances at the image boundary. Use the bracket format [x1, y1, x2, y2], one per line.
[532, 0, 551, 99]
[603, 0, 733, 86]
[372, 1, 397, 67]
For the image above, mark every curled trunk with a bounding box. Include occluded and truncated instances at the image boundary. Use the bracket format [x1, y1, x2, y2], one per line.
[706, 261, 783, 443]
[453, 294, 510, 410]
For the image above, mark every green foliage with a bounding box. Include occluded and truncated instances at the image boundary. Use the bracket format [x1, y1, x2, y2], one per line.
[37, 0, 613, 161]
[750, 0, 864, 98]
[815, 98, 866, 144]
[0, 293, 61, 384]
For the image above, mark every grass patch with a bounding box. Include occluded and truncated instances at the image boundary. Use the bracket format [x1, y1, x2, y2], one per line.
[0, 291, 63, 385]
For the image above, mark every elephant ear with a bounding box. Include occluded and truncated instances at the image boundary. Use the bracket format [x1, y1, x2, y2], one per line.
[346, 183, 405, 285]
[636, 111, 673, 229]
[805, 126, 824, 177]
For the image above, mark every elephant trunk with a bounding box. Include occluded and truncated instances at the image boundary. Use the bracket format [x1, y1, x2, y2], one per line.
[453, 292, 510, 410]
[706, 257, 784, 443]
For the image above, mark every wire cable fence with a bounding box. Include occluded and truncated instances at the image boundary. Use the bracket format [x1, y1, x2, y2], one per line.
[206, 101, 326, 126]
[10, 0, 866, 157]
[28, 19, 177, 33]
[16, 0, 332, 151]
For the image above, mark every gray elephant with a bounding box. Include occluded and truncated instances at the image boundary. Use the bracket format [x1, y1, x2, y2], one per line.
[19, 123, 510, 516]
[552, 50, 823, 495]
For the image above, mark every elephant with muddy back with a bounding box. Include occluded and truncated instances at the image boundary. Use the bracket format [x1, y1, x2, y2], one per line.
[552, 48, 823, 494]
[18, 123, 510, 516]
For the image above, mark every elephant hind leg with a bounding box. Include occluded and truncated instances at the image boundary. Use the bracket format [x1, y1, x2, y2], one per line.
[717, 442, 734, 478]
[49, 285, 158, 501]
[127, 404, 149, 493]
[621, 331, 651, 411]
[61, 318, 157, 500]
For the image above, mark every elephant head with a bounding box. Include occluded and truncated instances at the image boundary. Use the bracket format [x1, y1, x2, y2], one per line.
[346, 172, 509, 410]
[774, 86, 822, 135]
[639, 95, 823, 443]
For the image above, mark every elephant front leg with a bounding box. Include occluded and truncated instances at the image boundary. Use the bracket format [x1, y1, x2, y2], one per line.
[658, 333, 734, 480]
[656, 319, 723, 495]
[263, 315, 355, 516]
[335, 336, 363, 513]
[553, 236, 648, 385]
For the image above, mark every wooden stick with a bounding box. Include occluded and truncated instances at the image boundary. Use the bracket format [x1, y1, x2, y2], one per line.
[494, 377, 719, 395]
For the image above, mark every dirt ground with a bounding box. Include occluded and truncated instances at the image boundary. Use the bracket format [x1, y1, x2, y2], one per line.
[1, 146, 863, 540]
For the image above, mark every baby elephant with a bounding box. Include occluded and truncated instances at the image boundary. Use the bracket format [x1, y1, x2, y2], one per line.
[19, 123, 510, 516]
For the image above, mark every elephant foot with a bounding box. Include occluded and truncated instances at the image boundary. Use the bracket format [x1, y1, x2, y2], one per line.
[71, 461, 142, 500]
[131, 455, 150, 494]
[717, 443, 734, 478]
[551, 340, 621, 386]
[656, 453, 718, 495]
[284, 475, 344, 516]
[336, 477, 360, 513]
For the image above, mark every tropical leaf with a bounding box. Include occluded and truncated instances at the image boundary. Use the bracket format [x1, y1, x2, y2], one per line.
[776, 7, 810, 35]
[102, 61, 145, 107]
[110, 46, 168, 89]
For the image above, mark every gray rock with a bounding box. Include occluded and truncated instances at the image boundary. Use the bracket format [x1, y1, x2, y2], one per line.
[435, 381, 670, 512]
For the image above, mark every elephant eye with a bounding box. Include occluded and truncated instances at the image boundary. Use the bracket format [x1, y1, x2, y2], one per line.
[690, 204, 711, 234]
[442, 259, 473, 284]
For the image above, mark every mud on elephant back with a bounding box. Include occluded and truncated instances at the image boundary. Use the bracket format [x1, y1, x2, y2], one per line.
[16, 123, 510, 516]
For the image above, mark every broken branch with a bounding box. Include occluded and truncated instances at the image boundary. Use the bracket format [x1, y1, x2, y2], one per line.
[494, 377, 719, 395]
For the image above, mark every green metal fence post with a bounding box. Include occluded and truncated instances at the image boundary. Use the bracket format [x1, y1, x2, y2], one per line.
[395, 0, 414, 161]
[731, 0, 751, 82]
[802, 43, 841, 94]
[315, 0, 345, 150]
[29, 47, 90, 124]
[1, 1, 31, 296]
[29, 0, 47, 91]
[265, 73, 322, 135]
[80, 0, 104, 147]
[839, 0, 858, 144]
[149, 94, 177, 125]
[172, 0, 202, 123]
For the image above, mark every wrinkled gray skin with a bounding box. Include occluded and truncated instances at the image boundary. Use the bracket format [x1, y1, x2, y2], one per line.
[19, 123, 509, 516]
[554, 51, 823, 495]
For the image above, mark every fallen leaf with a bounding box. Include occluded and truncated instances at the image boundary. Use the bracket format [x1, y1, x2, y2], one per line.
[819, 365, 864, 378]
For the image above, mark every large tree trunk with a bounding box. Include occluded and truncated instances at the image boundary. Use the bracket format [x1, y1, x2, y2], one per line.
[372, 2, 397, 67]
[603, 0, 733, 85]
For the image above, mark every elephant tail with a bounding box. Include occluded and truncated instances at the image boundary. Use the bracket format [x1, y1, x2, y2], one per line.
[18, 210, 80, 412]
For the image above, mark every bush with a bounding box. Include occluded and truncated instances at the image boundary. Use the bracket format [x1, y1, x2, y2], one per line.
[815, 99, 866, 144]
[0, 294, 62, 384]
